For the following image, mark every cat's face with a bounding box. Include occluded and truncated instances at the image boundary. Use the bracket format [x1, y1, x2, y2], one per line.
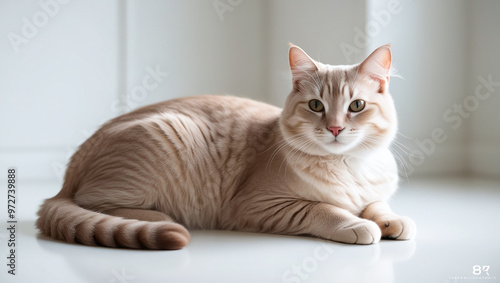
[280, 45, 397, 157]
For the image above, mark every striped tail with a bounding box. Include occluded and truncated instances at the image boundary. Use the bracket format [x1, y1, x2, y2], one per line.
[36, 198, 190, 250]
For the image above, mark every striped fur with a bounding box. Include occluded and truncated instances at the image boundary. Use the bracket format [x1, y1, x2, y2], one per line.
[36, 45, 415, 249]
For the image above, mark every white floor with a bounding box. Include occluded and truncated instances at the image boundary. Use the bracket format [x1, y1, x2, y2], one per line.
[1, 177, 499, 283]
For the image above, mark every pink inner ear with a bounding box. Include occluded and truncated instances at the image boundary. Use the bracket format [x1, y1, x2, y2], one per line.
[359, 45, 392, 93]
[289, 45, 318, 81]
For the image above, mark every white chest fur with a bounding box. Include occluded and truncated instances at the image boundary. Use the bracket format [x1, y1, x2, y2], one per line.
[288, 148, 398, 214]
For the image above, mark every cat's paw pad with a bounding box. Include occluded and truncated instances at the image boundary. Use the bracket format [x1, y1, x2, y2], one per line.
[376, 216, 416, 240]
[333, 220, 381, 245]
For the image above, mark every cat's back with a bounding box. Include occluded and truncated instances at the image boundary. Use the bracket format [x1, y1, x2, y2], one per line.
[115, 95, 280, 124]
[104, 95, 281, 148]
[114, 95, 282, 161]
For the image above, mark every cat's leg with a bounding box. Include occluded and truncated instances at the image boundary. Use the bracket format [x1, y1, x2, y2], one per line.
[317, 205, 382, 244]
[104, 208, 174, 222]
[360, 201, 416, 240]
[234, 201, 382, 244]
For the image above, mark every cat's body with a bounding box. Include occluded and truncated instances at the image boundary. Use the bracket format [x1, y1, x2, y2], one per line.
[37, 45, 415, 249]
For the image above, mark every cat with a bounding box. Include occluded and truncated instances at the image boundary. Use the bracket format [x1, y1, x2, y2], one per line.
[36, 44, 416, 249]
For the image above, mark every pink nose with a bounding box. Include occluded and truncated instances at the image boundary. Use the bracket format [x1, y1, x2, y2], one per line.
[328, 126, 344, 137]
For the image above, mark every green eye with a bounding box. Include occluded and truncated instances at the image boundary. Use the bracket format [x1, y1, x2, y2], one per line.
[349, 99, 365, 112]
[308, 99, 324, 112]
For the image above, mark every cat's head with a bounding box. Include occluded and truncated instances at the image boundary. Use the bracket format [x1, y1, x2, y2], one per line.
[280, 44, 397, 157]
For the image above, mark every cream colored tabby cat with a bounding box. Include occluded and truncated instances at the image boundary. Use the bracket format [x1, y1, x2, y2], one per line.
[37, 44, 416, 249]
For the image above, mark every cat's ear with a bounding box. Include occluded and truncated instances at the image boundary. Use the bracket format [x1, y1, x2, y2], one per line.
[358, 44, 392, 93]
[289, 43, 318, 82]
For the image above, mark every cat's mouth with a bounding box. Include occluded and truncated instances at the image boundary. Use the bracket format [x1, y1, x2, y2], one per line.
[329, 135, 346, 144]
[324, 137, 348, 148]
[321, 135, 359, 154]
[329, 139, 345, 146]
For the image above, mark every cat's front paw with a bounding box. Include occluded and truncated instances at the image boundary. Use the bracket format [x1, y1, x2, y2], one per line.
[333, 220, 381, 245]
[376, 216, 416, 240]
